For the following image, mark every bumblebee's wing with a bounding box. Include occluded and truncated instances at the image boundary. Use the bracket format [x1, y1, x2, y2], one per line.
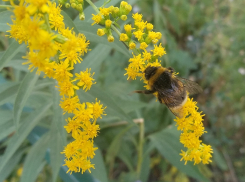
[158, 91, 184, 118]
[178, 77, 203, 95]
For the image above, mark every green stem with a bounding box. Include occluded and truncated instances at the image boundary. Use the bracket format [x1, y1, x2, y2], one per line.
[44, 13, 52, 33]
[111, 25, 121, 37]
[85, 0, 99, 14]
[136, 119, 144, 179]
[0, 5, 14, 9]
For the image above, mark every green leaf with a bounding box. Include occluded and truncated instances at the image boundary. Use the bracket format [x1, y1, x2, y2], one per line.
[139, 151, 150, 182]
[0, 149, 25, 182]
[77, 85, 133, 123]
[0, 82, 20, 106]
[5, 59, 28, 72]
[0, 101, 52, 172]
[14, 71, 39, 129]
[61, 10, 79, 34]
[74, 43, 112, 77]
[0, 40, 26, 71]
[213, 147, 228, 171]
[0, 109, 13, 125]
[0, 10, 13, 32]
[20, 133, 50, 182]
[49, 85, 66, 182]
[148, 126, 209, 182]
[76, 22, 130, 58]
[106, 125, 134, 165]
[90, 145, 109, 182]
[0, 119, 14, 141]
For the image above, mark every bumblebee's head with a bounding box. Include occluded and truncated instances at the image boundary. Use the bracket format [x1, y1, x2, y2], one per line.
[144, 66, 158, 80]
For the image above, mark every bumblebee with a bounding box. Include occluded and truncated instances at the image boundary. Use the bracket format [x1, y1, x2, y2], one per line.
[135, 66, 203, 118]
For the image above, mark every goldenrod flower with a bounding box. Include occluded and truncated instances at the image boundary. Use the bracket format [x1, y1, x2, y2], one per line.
[97, 29, 106, 36]
[48, 2, 65, 31]
[124, 24, 133, 32]
[105, 19, 112, 28]
[54, 60, 73, 81]
[151, 43, 166, 57]
[108, 35, 114, 42]
[140, 42, 148, 50]
[60, 96, 80, 114]
[26, 0, 50, 15]
[132, 13, 142, 22]
[120, 33, 129, 41]
[74, 68, 96, 91]
[129, 42, 136, 50]
[133, 30, 144, 41]
[92, 13, 103, 25]
[64, 117, 82, 137]
[87, 99, 106, 119]
[57, 80, 79, 97]
[99, 7, 111, 16]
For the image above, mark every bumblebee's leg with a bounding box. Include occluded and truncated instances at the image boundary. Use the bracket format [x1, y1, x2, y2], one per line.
[134, 89, 155, 94]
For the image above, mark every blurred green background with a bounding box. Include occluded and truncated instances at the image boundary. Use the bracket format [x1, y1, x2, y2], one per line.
[0, 0, 244, 182]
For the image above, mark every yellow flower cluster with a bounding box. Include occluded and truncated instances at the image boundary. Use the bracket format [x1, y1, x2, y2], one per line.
[6, 0, 106, 174]
[120, 12, 162, 50]
[92, 1, 132, 42]
[123, 13, 213, 164]
[175, 98, 213, 165]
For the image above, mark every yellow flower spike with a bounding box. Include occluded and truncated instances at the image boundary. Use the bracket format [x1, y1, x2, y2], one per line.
[120, 33, 129, 42]
[107, 35, 114, 42]
[105, 19, 112, 28]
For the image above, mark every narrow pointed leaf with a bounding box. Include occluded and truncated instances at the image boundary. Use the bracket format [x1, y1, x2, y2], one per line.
[0, 101, 52, 172]
[20, 133, 50, 182]
[0, 40, 25, 71]
[90, 145, 109, 182]
[49, 85, 66, 182]
[0, 149, 25, 182]
[0, 83, 20, 106]
[14, 71, 39, 129]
